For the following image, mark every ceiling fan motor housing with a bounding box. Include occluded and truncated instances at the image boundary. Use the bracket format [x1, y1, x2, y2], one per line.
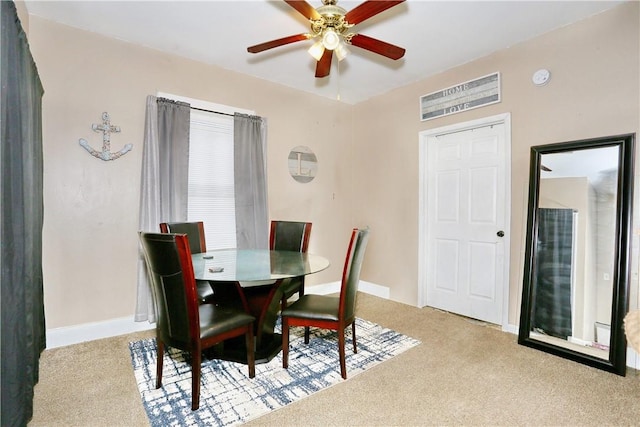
[311, 3, 352, 41]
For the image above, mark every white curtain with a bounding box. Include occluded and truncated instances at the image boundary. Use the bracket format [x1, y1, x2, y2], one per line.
[135, 96, 191, 322]
[234, 113, 268, 249]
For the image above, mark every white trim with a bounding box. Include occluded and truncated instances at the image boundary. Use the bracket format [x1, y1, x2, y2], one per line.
[306, 281, 341, 295]
[359, 281, 391, 299]
[627, 347, 640, 370]
[418, 113, 512, 330]
[46, 290, 640, 370]
[156, 92, 254, 115]
[503, 323, 519, 335]
[306, 280, 390, 299]
[46, 316, 154, 349]
[45, 281, 390, 349]
[567, 336, 592, 347]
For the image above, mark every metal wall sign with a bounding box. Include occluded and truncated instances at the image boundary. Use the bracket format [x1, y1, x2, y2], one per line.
[420, 72, 500, 121]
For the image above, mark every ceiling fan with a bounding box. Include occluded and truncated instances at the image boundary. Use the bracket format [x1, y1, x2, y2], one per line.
[247, 0, 406, 78]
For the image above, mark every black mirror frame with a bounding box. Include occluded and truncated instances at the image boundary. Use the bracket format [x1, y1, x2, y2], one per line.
[518, 133, 635, 376]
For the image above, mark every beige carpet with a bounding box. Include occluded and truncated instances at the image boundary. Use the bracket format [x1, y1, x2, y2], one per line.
[30, 293, 640, 426]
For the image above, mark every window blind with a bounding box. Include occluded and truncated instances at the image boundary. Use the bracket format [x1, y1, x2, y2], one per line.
[187, 110, 236, 249]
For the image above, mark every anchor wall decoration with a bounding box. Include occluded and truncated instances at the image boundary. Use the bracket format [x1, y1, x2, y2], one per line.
[79, 112, 133, 161]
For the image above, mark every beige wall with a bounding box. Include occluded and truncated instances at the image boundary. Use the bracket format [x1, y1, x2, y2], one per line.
[28, 17, 353, 329]
[25, 2, 639, 331]
[352, 2, 639, 325]
[14, 0, 28, 32]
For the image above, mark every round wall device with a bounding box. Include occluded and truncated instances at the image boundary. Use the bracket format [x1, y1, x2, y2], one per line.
[532, 69, 551, 86]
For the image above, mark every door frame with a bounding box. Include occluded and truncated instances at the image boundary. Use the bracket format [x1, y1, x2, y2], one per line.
[418, 113, 512, 329]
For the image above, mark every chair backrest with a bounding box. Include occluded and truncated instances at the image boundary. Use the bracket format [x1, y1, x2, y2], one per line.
[339, 228, 370, 322]
[160, 222, 206, 254]
[269, 220, 312, 253]
[139, 232, 200, 349]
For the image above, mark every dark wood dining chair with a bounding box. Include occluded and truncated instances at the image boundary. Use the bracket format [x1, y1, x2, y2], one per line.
[269, 220, 312, 312]
[159, 221, 215, 304]
[281, 227, 370, 379]
[138, 232, 256, 411]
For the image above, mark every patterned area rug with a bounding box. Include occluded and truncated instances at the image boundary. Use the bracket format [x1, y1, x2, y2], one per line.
[129, 318, 420, 426]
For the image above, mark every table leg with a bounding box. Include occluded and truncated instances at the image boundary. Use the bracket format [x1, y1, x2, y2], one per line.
[205, 280, 285, 365]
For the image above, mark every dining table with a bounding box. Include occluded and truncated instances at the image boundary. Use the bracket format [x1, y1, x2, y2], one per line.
[192, 248, 330, 364]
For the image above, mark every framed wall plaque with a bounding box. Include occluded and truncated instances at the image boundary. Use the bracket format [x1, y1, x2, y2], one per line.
[420, 72, 501, 121]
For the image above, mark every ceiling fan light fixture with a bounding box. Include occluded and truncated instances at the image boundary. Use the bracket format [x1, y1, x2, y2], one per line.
[335, 42, 349, 61]
[308, 40, 325, 61]
[247, 0, 407, 78]
[322, 28, 340, 50]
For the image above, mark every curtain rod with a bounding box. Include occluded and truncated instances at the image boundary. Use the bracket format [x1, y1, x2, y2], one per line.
[190, 106, 235, 117]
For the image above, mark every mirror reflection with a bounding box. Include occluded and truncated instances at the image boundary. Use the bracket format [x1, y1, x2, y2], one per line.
[519, 134, 634, 376]
[531, 147, 618, 359]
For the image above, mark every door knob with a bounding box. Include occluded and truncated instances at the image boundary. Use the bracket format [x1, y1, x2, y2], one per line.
[497, 230, 505, 237]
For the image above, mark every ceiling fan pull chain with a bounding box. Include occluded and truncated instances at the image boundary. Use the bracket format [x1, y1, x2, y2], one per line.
[337, 59, 341, 101]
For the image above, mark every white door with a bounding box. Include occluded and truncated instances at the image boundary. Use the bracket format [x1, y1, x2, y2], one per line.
[420, 117, 509, 325]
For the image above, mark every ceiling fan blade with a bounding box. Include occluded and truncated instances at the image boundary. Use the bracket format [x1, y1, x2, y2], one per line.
[247, 34, 309, 53]
[284, 0, 322, 21]
[349, 34, 405, 60]
[344, 0, 405, 25]
[315, 50, 333, 78]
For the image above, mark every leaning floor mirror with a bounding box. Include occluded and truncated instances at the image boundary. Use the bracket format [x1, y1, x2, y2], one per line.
[518, 134, 635, 375]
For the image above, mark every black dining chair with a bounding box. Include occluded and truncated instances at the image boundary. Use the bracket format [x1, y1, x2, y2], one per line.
[281, 227, 370, 379]
[139, 232, 256, 411]
[159, 221, 215, 304]
[269, 220, 312, 312]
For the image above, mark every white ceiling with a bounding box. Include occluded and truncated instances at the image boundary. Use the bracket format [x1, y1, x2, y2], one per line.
[23, 0, 624, 104]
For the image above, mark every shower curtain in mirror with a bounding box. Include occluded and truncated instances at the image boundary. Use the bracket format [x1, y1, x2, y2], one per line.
[1, 2, 46, 426]
[532, 208, 574, 339]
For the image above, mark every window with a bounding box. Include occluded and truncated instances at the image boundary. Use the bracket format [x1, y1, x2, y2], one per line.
[188, 110, 236, 249]
[157, 93, 253, 249]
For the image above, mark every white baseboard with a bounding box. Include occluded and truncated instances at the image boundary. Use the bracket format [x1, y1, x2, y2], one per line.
[503, 323, 518, 335]
[306, 280, 390, 299]
[567, 336, 592, 347]
[45, 284, 640, 371]
[45, 281, 390, 349]
[46, 316, 155, 349]
[627, 348, 640, 370]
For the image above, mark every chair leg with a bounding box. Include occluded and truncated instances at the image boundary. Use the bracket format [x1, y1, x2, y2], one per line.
[246, 327, 256, 378]
[352, 321, 357, 354]
[155, 339, 164, 389]
[304, 326, 310, 344]
[282, 318, 289, 369]
[191, 350, 201, 411]
[338, 327, 347, 379]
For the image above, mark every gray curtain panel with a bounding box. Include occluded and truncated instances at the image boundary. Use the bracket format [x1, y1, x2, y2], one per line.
[135, 96, 190, 322]
[234, 113, 269, 249]
[135, 103, 269, 320]
[1, 2, 46, 426]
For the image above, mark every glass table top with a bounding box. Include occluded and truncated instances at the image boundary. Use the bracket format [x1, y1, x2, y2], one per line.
[192, 249, 330, 284]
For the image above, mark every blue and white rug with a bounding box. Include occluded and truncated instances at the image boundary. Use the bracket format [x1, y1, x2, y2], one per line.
[129, 318, 420, 426]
